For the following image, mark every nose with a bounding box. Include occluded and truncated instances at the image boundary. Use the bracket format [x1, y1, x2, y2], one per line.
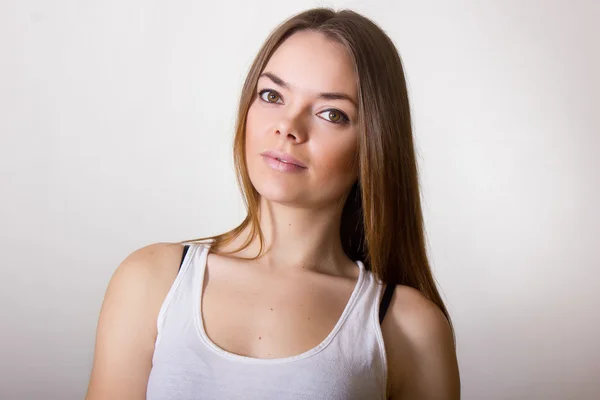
[275, 112, 307, 143]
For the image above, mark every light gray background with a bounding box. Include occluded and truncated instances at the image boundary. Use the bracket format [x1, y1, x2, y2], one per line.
[1, 0, 599, 399]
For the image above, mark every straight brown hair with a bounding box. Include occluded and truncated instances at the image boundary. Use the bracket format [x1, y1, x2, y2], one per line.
[184, 7, 454, 340]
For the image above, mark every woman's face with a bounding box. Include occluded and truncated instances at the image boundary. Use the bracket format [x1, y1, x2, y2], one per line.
[245, 30, 359, 208]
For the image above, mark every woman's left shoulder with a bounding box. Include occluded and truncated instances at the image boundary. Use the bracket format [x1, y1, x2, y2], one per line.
[381, 284, 460, 399]
[385, 285, 451, 338]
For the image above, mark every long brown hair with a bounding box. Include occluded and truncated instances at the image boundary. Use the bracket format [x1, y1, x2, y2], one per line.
[184, 7, 454, 339]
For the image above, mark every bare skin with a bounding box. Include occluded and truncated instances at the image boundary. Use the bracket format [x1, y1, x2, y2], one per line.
[86, 30, 460, 399]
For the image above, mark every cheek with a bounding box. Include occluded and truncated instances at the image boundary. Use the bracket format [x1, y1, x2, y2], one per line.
[312, 134, 358, 185]
[245, 104, 269, 150]
[244, 107, 261, 155]
[244, 105, 271, 186]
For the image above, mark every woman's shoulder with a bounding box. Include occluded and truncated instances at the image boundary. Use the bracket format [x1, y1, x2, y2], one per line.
[105, 242, 186, 309]
[87, 242, 187, 398]
[381, 284, 453, 355]
[118, 242, 185, 275]
[381, 284, 460, 398]
[386, 285, 449, 331]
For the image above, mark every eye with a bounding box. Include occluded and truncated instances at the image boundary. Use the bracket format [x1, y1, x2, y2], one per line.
[258, 89, 283, 104]
[318, 109, 350, 125]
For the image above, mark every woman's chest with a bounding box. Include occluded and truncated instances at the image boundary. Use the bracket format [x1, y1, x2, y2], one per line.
[200, 254, 357, 359]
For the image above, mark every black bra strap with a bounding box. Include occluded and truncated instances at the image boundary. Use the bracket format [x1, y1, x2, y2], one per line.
[178, 244, 190, 272]
[379, 283, 396, 324]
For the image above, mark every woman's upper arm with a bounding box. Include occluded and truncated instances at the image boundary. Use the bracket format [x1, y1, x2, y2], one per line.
[85, 243, 182, 400]
[384, 285, 461, 400]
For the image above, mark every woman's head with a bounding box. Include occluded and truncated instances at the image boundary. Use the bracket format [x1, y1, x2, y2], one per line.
[190, 7, 453, 336]
[245, 29, 359, 209]
[233, 8, 416, 273]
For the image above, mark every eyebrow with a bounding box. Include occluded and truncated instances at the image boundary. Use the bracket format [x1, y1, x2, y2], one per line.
[259, 72, 357, 108]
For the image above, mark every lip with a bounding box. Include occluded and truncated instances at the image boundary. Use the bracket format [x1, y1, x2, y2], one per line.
[260, 150, 307, 168]
[262, 156, 307, 173]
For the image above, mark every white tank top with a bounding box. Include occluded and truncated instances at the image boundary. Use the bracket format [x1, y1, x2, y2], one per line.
[146, 242, 388, 400]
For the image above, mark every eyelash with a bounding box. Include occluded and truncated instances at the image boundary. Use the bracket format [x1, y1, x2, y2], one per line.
[257, 89, 351, 125]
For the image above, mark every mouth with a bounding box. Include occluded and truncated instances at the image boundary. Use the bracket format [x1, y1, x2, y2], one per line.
[260, 150, 307, 169]
[273, 157, 301, 167]
[261, 154, 307, 172]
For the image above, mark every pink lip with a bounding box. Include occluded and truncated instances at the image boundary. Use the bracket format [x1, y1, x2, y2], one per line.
[262, 155, 307, 173]
[260, 150, 307, 168]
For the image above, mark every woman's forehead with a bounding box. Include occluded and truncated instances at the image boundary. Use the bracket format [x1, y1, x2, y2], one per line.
[262, 31, 358, 99]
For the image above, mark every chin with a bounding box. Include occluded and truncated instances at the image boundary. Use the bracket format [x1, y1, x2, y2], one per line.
[253, 179, 304, 205]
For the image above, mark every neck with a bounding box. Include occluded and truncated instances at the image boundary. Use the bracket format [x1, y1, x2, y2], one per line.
[225, 195, 352, 276]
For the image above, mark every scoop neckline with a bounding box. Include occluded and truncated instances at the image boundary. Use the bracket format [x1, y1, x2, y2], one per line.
[193, 242, 366, 364]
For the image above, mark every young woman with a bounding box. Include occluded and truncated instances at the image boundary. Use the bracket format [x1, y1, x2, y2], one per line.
[86, 8, 460, 400]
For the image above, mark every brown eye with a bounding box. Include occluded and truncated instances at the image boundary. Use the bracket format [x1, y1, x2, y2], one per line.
[328, 111, 341, 122]
[259, 89, 282, 104]
[318, 109, 349, 125]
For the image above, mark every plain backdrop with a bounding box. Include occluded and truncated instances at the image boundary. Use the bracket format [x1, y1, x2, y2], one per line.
[1, 0, 599, 399]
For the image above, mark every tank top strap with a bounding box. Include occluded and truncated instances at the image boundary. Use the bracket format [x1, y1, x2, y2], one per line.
[155, 242, 211, 343]
[333, 265, 382, 334]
